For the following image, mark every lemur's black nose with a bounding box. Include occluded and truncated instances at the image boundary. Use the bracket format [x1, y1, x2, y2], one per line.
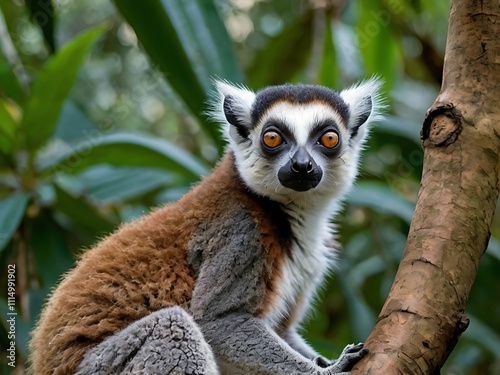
[291, 148, 315, 174]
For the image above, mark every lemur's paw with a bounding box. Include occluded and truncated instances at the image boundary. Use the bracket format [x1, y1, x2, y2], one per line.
[321, 342, 368, 373]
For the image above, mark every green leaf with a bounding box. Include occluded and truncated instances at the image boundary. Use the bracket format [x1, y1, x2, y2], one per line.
[486, 237, 500, 261]
[318, 16, 337, 88]
[29, 211, 74, 288]
[113, 0, 203, 108]
[378, 115, 421, 144]
[21, 26, 103, 152]
[349, 255, 386, 286]
[0, 100, 17, 154]
[246, 12, 314, 88]
[337, 270, 377, 341]
[27, 0, 56, 53]
[463, 314, 500, 357]
[356, 0, 398, 88]
[348, 182, 415, 223]
[36, 131, 209, 180]
[0, 193, 29, 252]
[114, 0, 239, 151]
[73, 165, 176, 204]
[161, 0, 244, 89]
[0, 52, 26, 105]
[53, 184, 116, 234]
[53, 100, 99, 143]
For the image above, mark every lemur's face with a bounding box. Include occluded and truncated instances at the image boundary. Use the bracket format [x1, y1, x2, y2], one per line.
[254, 100, 347, 194]
[213, 80, 382, 204]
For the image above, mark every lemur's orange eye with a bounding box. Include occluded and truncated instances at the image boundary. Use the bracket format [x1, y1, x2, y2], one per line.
[319, 131, 339, 148]
[263, 131, 283, 148]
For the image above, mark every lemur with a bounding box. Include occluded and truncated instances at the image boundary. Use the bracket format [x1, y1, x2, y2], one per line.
[30, 78, 383, 375]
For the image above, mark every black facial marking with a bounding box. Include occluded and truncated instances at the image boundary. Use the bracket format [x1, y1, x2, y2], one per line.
[260, 120, 294, 156]
[310, 119, 343, 157]
[290, 148, 315, 174]
[223, 96, 249, 139]
[350, 95, 373, 138]
[251, 84, 350, 127]
[278, 147, 323, 192]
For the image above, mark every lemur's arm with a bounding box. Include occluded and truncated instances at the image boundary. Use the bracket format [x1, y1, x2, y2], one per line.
[200, 314, 319, 374]
[198, 312, 365, 374]
[283, 328, 323, 360]
[187, 213, 365, 375]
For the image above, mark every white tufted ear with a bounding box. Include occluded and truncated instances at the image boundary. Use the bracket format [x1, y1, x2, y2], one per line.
[340, 78, 384, 143]
[210, 80, 256, 143]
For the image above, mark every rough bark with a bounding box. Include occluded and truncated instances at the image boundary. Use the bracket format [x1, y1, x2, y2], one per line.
[352, 0, 500, 374]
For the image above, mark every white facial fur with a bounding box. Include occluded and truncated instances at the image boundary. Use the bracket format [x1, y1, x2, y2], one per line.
[211, 79, 384, 209]
[211, 79, 384, 331]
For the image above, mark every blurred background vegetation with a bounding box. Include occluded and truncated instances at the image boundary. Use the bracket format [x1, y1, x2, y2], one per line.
[0, 0, 498, 374]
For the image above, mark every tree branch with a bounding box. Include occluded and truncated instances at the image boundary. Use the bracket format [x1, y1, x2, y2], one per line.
[352, 0, 500, 373]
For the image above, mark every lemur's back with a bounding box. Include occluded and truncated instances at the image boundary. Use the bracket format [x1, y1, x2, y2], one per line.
[30, 152, 283, 375]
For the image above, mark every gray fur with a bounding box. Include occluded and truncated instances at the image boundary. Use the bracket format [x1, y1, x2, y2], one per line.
[186, 209, 323, 373]
[199, 312, 365, 374]
[282, 329, 322, 360]
[188, 206, 270, 321]
[200, 313, 318, 374]
[186, 206, 364, 374]
[73, 78, 381, 374]
[76, 307, 218, 375]
[74, 203, 365, 374]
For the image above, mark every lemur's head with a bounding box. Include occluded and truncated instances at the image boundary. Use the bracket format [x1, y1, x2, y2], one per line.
[212, 79, 383, 205]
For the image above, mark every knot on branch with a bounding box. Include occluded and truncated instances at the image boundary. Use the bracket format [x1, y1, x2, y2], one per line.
[421, 104, 462, 146]
[454, 311, 470, 334]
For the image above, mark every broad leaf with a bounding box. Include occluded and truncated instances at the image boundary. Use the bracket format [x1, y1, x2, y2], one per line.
[246, 11, 314, 88]
[36, 131, 210, 180]
[27, 0, 56, 53]
[348, 182, 415, 223]
[0, 100, 17, 154]
[113, 0, 203, 111]
[378, 115, 421, 144]
[337, 271, 377, 341]
[73, 165, 177, 204]
[0, 46, 26, 104]
[114, 0, 240, 151]
[161, 1, 244, 89]
[463, 314, 500, 357]
[486, 237, 500, 261]
[21, 26, 103, 152]
[53, 100, 99, 143]
[318, 17, 338, 88]
[0, 193, 29, 252]
[29, 211, 74, 288]
[356, 0, 398, 89]
[53, 184, 116, 234]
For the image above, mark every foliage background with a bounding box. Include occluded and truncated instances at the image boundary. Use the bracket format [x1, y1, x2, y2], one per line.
[0, 0, 498, 374]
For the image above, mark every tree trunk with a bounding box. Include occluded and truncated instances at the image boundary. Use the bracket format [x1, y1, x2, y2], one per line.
[352, 0, 500, 374]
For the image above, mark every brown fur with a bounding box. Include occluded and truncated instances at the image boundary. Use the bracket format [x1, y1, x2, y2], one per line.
[29, 152, 290, 375]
